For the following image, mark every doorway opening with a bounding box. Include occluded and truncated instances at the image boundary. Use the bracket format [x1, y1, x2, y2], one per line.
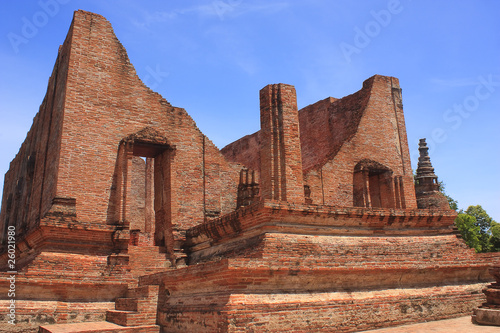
[353, 160, 395, 208]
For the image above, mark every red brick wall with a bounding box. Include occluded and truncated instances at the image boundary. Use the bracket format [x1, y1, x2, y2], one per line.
[0, 300, 114, 333]
[128, 157, 146, 231]
[0, 10, 471, 332]
[0, 11, 242, 254]
[309, 76, 416, 207]
[298, 97, 337, 171]
[221, 75, 418, 208]
[149, 228, 491, 332]
[0, 29, 70, 248]
[61, 11, 238, 230]
[220, 132, 260, 173]
[157, 284, 485, 333]
[259, 84, 304, 203]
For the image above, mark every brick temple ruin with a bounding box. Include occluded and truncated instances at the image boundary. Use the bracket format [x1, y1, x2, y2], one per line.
[0, 10, 497, 333]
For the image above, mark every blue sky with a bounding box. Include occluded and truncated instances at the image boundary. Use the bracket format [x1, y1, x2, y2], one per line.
[1, 0, 499, 221]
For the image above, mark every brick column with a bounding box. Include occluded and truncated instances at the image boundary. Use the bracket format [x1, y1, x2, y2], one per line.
[259, 84, 304, 203]
[144, 157, 153, 234]
[362, 168, 371, 208]
[394, 176, 401, 208]
[121, 142, 134, 228]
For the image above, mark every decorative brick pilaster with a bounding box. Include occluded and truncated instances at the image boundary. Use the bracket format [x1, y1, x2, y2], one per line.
[259, 84, 305, 203]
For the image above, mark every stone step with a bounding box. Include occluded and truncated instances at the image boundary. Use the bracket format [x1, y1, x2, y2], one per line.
[106, 310, 156, 327]
[129, 249, 167, 259]
[473, 308, 500, 326]
[39, 321, 159, 333]
[115, 297, 157, 312]
[115, 297, 138, 311]
[126, 285, 158, 299]
[128, 245, 168, 258]
[105, 284, 159, 327]
[128, 245, 172, 279]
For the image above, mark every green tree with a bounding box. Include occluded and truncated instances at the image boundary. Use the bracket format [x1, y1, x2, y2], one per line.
[428, 179, 497, 253]
[465, 205, 495, 252]
[490, 221, 500, 252]
[437, 181, 458, 211]
[446, 194, 458, 211]
[465, 205, 494, 234]
[454, 213, 482, 252]
[455, 205, 498, 253]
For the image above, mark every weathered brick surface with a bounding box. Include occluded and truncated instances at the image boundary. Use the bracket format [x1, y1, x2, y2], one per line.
[0, 9, 496, 333]
[0, 25, 70, 248]
[221, 132, 260, 173]
[0, 300, 114, 333]
[156, 285, 485, 333]
[414, 138, 450, 210]
[0, 10, 241, 262]
[223, 76, 417, 209]
[473, 266, 500, 325]
[0, 10, 240, 331]
[106, 285, 159, 327]
[145, 254, 488, 332]
[39, 322, 159, 333]
[147, 199, 494, 332]
[128, 245, 171, 281]
[259, 84, 304, 203]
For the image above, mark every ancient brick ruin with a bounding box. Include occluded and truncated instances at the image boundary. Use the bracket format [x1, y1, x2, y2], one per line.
[0, 10, 497, 333]
[414, 139, 450, 210]
[473, 266, 500, 326]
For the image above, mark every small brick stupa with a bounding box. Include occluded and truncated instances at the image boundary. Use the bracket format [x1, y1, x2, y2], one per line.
[414, 138, 450, 209]
[473, 266, 500, 326]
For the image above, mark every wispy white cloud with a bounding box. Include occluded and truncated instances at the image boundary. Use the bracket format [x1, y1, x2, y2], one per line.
[430, 77, 482, 87]
[204, 2, 290, 20]
[131, 11, 178, 28]
[202, 24, 259, 76]
[234, 57, 258, 76]
[131, 1, 290, 28]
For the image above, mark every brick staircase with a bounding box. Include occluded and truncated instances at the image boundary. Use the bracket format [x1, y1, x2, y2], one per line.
[106, 285, 159, 327]
[39, 322, 158, 333]
[128, 245, 172, 281]
[39, 285, 160, 333]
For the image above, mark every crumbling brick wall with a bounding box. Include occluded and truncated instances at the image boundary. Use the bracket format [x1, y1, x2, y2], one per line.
[305, 75, 417, 207]
[222, 75, 417, 208]
[0, 10, 241, 256]
[0, 27, 70, 249]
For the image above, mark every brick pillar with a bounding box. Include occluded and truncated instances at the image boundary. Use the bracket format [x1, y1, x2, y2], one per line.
[362, 168, 371, 208]
[259, 84, 304, 203]
[394, 176, 401, 208]
[390, 77, 417, 208]
[144, 157, 153, 234]
[121, 142, 134, 228]
[398, 176, 406, 208]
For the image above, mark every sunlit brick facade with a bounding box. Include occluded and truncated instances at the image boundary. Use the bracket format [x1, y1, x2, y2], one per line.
[0, 10, 496, 333]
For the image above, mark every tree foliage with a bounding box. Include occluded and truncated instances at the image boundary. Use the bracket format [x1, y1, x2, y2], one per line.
[436, 181, 497, 252]
[455, 205, 498, 253]
[455, 213, 482, 252]
[437, 181, 458, 211]
[490, 221, 500, 252]
[446, 194, 458, 211]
